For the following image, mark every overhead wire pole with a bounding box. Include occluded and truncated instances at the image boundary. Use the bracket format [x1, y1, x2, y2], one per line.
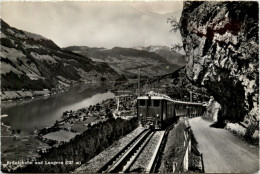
[138, 68, 141, 96]
[145, 78, 148, 93]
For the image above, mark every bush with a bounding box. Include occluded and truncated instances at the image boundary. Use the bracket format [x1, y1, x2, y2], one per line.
[244, 122, 259, 145]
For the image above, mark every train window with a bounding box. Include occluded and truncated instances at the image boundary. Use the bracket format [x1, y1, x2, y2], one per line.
[139, 100, 146, 106]
[154, 100, 160, 107]
[148, 100, 151, 106]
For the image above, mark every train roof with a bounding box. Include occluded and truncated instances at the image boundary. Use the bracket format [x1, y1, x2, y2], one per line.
[137, 92, 203, 106]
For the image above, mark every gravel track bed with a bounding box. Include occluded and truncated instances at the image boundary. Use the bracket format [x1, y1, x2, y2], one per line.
[129, 131, 164, 172]
[74, 127, 145, 173]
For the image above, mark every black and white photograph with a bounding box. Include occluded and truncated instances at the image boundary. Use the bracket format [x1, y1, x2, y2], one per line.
[0, 1, 259, 173]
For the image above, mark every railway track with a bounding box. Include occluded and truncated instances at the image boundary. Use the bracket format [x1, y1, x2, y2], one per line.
[98, 129, 154, 173]
[98, 124, 175, 173]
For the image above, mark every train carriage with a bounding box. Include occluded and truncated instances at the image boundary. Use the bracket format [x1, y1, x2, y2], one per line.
[137, 92, 204, 129]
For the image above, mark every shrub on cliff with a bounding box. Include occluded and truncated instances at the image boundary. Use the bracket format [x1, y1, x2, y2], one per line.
[244, 123, 259, 145]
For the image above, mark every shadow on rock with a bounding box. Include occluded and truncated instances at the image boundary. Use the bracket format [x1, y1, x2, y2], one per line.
[210, 122, 227, 129]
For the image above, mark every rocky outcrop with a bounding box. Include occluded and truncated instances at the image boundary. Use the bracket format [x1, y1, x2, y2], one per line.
[202, 97, 221, 122]
[180, 2, 258, 134]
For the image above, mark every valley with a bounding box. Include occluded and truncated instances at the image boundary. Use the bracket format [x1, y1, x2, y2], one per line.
[64, 46, 185, 78]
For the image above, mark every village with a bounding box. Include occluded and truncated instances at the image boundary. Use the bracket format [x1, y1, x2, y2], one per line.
[36, 94, 137, 151]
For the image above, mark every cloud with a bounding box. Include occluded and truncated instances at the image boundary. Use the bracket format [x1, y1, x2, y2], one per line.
[1, 2, 183, 48]
[129, 1, 183, 14]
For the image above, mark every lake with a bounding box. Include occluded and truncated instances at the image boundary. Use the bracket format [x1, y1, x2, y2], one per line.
[1, 84, 115, 132]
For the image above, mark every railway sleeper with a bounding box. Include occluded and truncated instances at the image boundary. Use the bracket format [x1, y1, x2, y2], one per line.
[98, 129, 149, 173]
[110, 131, 155, 173]
[122, 131, 155, 173]
[105, 130, 153, 173]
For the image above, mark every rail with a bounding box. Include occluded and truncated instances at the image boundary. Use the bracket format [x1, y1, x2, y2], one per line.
[97, 123, 193, 173]
[200, 153, 205, 173]
[144, 130, 165, 173]
[123, 131, 155, 173]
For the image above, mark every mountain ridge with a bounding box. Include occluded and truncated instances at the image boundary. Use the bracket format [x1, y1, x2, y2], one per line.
[134, 45, 186, 66]
[0, 19, 122, 100]
[64, 45, 185, 78]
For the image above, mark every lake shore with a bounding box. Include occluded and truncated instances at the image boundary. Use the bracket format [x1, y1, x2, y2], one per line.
[1, 90, 52, 101]
[1, 81, 112, 102]
[35, 96, 117, 147]
[1, 94, 116, 170]
[1, 92, 137, 172]
[1, 82, 83, 102]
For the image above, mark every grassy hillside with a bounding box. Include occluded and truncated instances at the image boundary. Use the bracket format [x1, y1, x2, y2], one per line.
[0, 19, 122, 92]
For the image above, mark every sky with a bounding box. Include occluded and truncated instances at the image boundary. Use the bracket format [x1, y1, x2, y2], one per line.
[1, 1, 183, 49]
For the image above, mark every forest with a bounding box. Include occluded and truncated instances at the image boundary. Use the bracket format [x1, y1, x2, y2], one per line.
[11, 117, 139, 173]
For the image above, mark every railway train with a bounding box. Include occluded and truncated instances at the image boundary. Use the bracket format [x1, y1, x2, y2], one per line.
[137, 92, 205, 129]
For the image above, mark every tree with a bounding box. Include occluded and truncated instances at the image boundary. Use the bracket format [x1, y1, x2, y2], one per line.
[172, 43, 183, 52]
[16, 129, 21, 134]
[101, 77, 107, 82]
[11, 129, 15, 134]
[167, 17, 181, 33]
[55, 120, 59, 126]
[167, 17, 184, 52]
[105, 108, 113, 118]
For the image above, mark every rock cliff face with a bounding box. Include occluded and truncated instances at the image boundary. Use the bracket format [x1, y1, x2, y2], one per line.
[180, 2, 258, 130]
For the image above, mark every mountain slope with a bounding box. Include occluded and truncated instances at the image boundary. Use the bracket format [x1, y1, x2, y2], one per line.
[134, 45, 186, 66]
[0, 19, 121, 98]
[115, 66, 209, 102]
[64, 46, 182, 78]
